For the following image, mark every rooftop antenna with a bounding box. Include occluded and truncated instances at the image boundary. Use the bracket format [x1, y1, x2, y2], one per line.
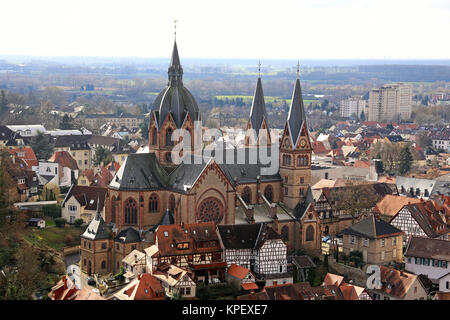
[297, 61, 300, 79]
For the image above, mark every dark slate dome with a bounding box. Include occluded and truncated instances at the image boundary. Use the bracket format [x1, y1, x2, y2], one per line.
[152, 41, 200, 128]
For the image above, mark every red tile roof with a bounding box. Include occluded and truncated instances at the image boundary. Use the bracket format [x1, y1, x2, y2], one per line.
[7, 147, 38, 169]
[242, 282, 259, 291]
[228, 264, 250, 280]
[48, 151, 78, 170]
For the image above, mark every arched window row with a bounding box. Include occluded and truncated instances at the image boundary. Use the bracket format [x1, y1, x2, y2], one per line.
[125, 198, 137, 225]
[149, 193, 159, 212]
[264, 185, 273, 203]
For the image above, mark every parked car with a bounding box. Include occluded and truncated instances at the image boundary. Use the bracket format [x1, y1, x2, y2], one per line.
[87, 277, 96, 286]
[322, 236, 331, 243]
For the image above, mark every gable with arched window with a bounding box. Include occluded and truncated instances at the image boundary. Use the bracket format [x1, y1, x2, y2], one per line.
[124, 198, 137, 224]
[306, 225, 314, 242]
[264, 185, 273, 202]
[149, 193, 159, 212]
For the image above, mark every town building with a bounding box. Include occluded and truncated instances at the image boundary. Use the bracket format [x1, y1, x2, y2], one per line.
[369, 266, 428, 300]
[62, 185, 107, 224]
[368, 83, 412, 122]
[84, 113, 145, 130]
[340, 214, 404, 264]
[404, 236, 450, 285]
[151, 263, 197, 299]
[389, 200, 449, 245]
[54, 135, 93, 171]
[340, 97, 366, 118]
[112, 273, 165, 300]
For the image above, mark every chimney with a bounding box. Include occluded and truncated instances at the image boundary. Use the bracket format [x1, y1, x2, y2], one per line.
[181, 222, 185, 229]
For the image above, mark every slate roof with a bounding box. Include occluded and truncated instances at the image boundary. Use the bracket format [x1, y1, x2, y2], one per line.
[54, 135, 92, 149]
[218, 223, 281, 250]
[404, 236, 450, 261]
[151, 40, 200, 128]
[167, 155, 210, 192]
[214, 148, 282, 184]
[115, 227, 141, 243]
[292, 255, 316, 269]
[287, 78, 307, 148]
[62, 185, 107, 211]
[431, 181, 450, 197]
[340, 214, 404, 239]
[81, 203, 111, 240]
[248, 77, 268, 136]
[109, 153, 169, 191]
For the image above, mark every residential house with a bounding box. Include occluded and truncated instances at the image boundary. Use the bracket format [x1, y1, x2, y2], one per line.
[373, 194, 421, 222]
[396, 176, 436, 199]
[7, 147, 38, 170]
[389, 200, 449, 245]
[341, 214, 404, 264]
[322, 273, 372, 300]
[61, 185, 107, 224]
[404, 236, 449, 285]
[151, 263, 197, 299]
[122, 249, 147, 277]
[145, 222, 227, 284]
[369, 266, 428, 300]
[112, 273, 165, 300]
[292, 255, 316, 282]
[217, 223, 292, 286]
[54, 135, 92, 171]
[226, 264, 258, 292]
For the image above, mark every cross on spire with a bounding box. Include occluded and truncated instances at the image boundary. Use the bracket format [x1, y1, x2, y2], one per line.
[297, 61, 300, 79]
[258, 60, 261, 78]
[174, 19, 177, 40]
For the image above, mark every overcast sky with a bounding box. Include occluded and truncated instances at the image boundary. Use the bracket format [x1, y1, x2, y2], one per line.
[1, 0, 449, 59]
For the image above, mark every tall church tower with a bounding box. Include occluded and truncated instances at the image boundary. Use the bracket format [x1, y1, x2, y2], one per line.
[148, 40, 201, 168]
[280, 67, 312, 210]
[244, 64, 271, 148]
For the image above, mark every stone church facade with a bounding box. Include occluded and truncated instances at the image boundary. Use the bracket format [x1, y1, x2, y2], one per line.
[83, 40, 321, 275]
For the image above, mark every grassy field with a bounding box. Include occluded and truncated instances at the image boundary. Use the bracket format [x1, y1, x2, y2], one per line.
[24, 226, 82, 252]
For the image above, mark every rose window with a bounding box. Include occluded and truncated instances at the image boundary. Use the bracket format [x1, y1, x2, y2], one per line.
[198, 198, 223, 224]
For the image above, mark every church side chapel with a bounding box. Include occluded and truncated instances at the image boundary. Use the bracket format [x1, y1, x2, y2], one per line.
[81, 37, 321, 277]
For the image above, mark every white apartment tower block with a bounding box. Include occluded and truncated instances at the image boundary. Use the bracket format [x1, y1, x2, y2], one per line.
[368, 83, 412, 122]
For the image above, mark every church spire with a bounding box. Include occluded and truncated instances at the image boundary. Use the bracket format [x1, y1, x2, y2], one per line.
[248, 62, 268, 136]
[287, 65, 307, 148]
[168, 40, 183, 87]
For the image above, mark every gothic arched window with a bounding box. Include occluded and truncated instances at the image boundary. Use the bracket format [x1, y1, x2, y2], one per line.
[111, 196, 116, 224]
[149, 193, 159, 212]
[124, 198, 137, 224]
[281, 225, 289, 242]
[242, 187, 252, 204]
[169, 194, 176, 212]
[166, 128, 173, 146]
[306, 225, 314, 242]
[152, 128, 157, 145]
[264, 185, 273, 202]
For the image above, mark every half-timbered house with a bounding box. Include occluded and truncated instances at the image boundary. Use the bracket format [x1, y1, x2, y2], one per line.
[390, 200, 449, 245]
[218, 223, 292, 286]
[145, 221, 226, 283]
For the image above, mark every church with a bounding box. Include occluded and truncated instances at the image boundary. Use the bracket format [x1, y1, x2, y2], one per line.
[81, 39, 321, 275]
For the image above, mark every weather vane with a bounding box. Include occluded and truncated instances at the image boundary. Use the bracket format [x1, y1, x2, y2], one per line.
[174, 19, 178, 40]
[258, 60, 261, 77]
[297, 61, 300, 79]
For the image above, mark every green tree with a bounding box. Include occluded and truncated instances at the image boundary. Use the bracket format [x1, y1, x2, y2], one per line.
[398, 145, 413, 175]
[0, 90, 7, 113]
[139, 116, 149, 140]
[30, 131, 54, 160]
[360, 110, 365, 121]
[73, 218, 83, 228]
[93, 146, 112, 166]
[42, 204, 61, 219]
[59, 114, 74, 130]
[54, 218, 66, 228]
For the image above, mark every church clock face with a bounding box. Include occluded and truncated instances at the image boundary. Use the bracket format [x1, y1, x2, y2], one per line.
[300, 138, 307, 148]
[198, 198, 223, 224]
